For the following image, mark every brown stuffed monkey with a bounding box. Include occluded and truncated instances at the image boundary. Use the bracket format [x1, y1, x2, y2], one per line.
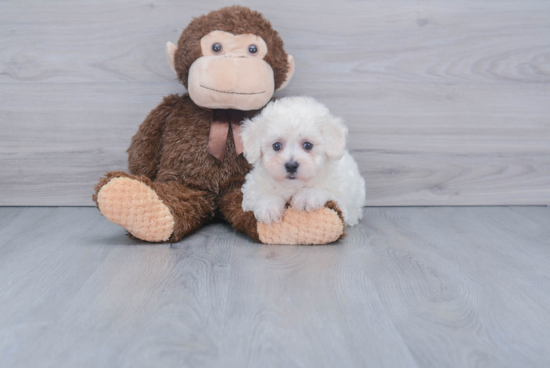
[93, 6, 346, 244]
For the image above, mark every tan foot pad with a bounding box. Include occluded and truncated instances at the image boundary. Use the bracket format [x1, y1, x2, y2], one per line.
[257, 207, 344, 245]
[97, 177, 174, 242]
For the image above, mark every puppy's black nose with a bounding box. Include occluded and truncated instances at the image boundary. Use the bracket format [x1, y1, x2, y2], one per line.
[285, 161, 299, 174]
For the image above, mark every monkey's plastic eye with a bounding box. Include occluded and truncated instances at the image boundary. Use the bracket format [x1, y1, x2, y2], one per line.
[272, 142, 282, 151]
[303, 142, 313, 150]
[212, 43, 222, 53]
[248, 44, 258, 55]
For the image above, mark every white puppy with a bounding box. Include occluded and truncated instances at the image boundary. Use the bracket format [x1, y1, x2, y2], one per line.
[241, 96, 366, 226]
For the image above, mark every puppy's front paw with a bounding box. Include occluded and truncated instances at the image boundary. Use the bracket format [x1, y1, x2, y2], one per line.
[254, 202, 285, 224]
[291, 190, 328, 212]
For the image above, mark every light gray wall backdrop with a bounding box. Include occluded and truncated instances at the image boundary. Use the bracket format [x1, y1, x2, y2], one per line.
[1, 0, 549, 206]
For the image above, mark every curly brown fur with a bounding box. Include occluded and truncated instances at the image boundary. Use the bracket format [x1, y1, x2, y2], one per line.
[149, 181, 217, 242]
[129, 94, 258, 194]
[174, 6, 289, 90]
[94, 94, 262, 242]
[219, 178, 260, 242]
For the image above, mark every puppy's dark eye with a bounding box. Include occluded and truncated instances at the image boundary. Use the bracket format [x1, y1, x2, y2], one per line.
[248, 44, 258, 55]
[272, 142, 282, 151]
[212, 43, 222, 53]
[303, 142, 313, 150]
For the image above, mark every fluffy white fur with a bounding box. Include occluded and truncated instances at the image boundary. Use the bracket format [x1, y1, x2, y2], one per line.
[241, 96, 366, 226]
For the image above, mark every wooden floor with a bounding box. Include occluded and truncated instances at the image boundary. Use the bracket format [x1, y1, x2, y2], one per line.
[0, 207, 549, 367]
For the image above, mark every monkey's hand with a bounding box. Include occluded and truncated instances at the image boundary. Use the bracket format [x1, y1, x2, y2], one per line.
[256, 201, 345, 245]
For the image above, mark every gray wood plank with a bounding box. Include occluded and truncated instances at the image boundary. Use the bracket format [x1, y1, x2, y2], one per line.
[218, 235, 418, 367]
[1, 0, 549, 206]
[508, 205, 550, 230]
[1, 83, 548, 206]
[2, 206, 550, 367]
[218, 207, 550, 367]
[361, 207, 550, 367]
[2, 0, 549, 85]
[0, 83, 180, 206]
[0, 207, 237, 368]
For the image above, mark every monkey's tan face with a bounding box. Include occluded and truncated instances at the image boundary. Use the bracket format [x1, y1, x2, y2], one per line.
[187, 31, 275, 110]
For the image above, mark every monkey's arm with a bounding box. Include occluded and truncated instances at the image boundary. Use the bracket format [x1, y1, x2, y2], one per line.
[127, 95, 180, 180]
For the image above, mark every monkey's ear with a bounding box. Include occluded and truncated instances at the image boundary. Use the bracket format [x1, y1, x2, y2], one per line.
[241, 117, 264, 165]
[323, 114, 348, 160]
[276, 55, 295, 90]
[166, 42, 177, 75]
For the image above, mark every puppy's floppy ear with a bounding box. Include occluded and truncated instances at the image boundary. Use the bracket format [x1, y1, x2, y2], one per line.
[323, 114, 348, 160]
[241, 116, 264, 165]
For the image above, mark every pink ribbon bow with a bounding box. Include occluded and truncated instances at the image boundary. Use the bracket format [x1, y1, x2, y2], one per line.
[207, 109, 246, 162]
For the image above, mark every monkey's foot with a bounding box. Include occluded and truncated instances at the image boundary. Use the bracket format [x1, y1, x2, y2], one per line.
[257, 202, 345, 245]
[96, 177, 174, 242]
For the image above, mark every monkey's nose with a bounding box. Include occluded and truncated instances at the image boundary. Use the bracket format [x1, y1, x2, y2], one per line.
[285, 161, 299, 174]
